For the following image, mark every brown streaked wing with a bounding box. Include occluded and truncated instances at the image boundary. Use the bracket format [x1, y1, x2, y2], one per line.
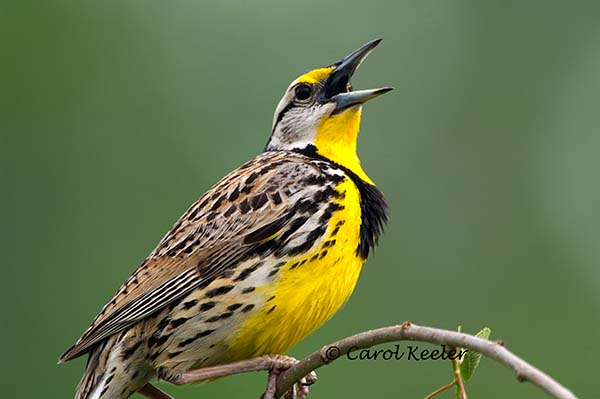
[59, 152, 322, 362]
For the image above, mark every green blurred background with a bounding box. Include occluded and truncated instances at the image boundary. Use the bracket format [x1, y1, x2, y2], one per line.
[3, 1, 600, 398]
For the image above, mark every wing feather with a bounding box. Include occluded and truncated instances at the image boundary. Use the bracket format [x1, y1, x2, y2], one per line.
[59, 152, 324, 362]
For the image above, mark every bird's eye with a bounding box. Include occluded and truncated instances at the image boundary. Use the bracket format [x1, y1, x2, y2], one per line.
[294, 84, 312, 101]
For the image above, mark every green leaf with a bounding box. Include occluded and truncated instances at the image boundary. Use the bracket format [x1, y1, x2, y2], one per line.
[459, 327, 491, 381]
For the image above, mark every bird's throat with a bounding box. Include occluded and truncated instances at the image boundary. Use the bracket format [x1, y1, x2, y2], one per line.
[314, 106, 374, 184]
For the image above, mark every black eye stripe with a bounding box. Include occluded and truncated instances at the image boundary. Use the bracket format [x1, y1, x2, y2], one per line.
[268, 82, 316, 139]
[272, 102, 296, 132]
[265, 101, 297, 150]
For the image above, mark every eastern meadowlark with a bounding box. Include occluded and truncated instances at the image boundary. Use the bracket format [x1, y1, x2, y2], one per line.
[59, 39, 391, 399]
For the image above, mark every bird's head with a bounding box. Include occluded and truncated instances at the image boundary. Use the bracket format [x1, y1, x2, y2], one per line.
[266, 39, 392, 183]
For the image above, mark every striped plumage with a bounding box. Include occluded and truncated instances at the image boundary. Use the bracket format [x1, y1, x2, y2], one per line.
[60, 39, 391, 399]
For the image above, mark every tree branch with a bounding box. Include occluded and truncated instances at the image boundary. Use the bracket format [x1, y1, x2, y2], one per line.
[275, 321, 577, 399]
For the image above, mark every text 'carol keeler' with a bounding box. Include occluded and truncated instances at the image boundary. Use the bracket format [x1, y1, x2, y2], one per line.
[323, 344, 469, 362]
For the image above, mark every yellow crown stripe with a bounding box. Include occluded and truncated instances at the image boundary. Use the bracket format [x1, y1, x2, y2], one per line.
[296, 67, 334, 84]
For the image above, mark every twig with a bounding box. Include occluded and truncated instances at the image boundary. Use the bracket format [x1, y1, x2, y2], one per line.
[451, 357, 467, 399]
[275, 321, 577, 399]
[139, 383, 175, 399]
[424, 382, 455, 399]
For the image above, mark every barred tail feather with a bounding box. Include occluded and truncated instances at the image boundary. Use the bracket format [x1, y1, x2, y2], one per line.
[75, 342, 108, 399]
[73, 332, 151, 399]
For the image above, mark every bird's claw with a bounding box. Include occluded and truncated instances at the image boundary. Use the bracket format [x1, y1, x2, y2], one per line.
[260, 355, 317, 399]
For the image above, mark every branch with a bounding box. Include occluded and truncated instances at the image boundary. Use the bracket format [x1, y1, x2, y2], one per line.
[275, 321, 577, 399]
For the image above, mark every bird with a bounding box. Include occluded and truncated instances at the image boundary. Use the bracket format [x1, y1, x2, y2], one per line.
[59, 38, 392, 399]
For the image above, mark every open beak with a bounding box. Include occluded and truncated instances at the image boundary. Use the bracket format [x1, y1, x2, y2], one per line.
[323, 38, 393, 113]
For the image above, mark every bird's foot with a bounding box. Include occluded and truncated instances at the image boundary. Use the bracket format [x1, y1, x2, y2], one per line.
[260, 355, 317, 399]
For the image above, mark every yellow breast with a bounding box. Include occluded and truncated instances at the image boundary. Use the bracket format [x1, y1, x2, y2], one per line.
[227, 177, 363, 358]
